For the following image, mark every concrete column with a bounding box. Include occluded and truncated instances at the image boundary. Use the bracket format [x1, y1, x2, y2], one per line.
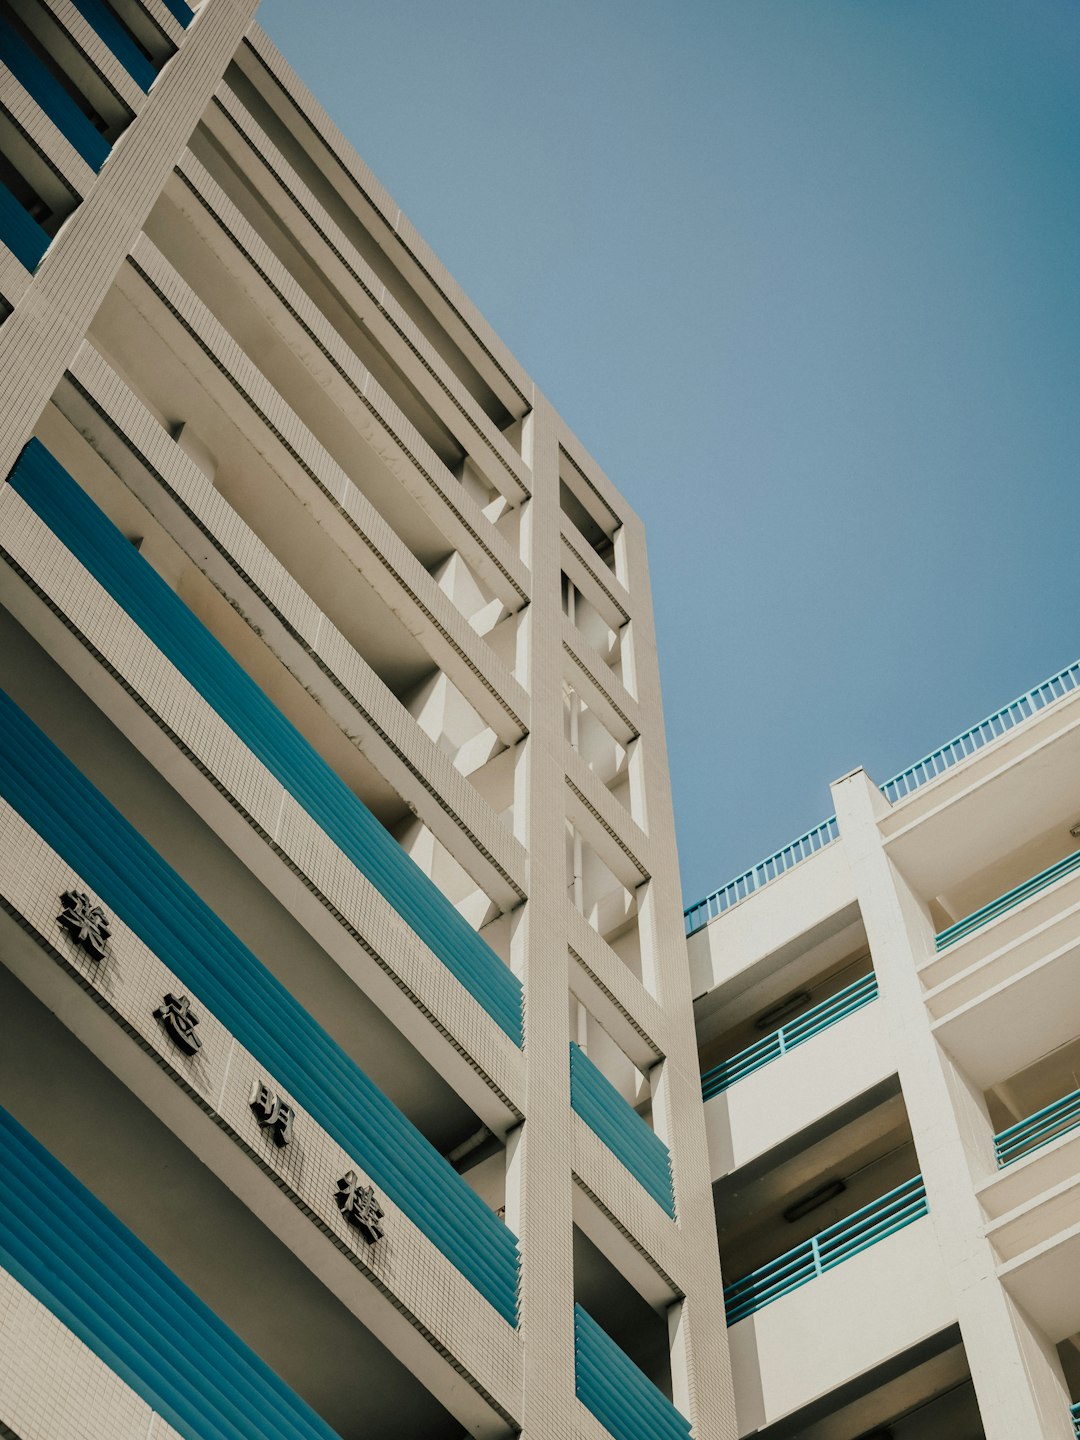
[622, 520, 736, 1440]
[832, 767, 1072, 1440]
[0, 0, 259, 479]
[516, 393, 577, 1439]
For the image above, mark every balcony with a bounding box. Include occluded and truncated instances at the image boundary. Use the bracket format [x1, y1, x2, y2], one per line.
[702, 972, 878, 1100]
[724, 1162, 954, 1435]
[724, 1176, 927, 1324]
[995, 1088, 1080, 1168]
[569, 1041, 674, 1218]
[700, 947, 893, 1181]
[685, 655, 1080, 945]
[684, 816, 840, 935]
[936, 845, 1080, 953]
[0, 1104, 485, 1439]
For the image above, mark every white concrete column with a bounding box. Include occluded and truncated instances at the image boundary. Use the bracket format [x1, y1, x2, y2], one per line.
[832, 767, 1072, 1440]
[0, 0, 258, 480]
[622, 519, 736, 1440]
[515, 393, 577, 1439]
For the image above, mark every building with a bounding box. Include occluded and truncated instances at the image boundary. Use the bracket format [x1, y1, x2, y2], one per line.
[0, 3, 730, 1440]
[687, 660, 1080, 1440]
[1, 5, 1079, 1440]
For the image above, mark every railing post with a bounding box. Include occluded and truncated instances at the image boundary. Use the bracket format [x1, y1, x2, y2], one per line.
[809, 1235, 822, 1279]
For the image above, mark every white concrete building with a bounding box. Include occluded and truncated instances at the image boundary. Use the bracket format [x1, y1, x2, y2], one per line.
[688, 661, 1080, 1440]
[0, 4, 730, 1440]
[1, 4, 1079, 1440]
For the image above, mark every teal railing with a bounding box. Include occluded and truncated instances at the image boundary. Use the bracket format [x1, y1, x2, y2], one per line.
[701, 972, 878, 1101]
[995, 1087, 1080, 1168]
[569, 1043, 674, 1217]
[723, 1175, 928, 1325]
[574, 1304, 692, 1440]
[685, 657, 1080, 935]
[0, 1106, 343, 1440]
[683, 817, 839, 935]
[8, 439, 523, 1046]
[1070, 1400, 1080, 1437]
[936, 845, 1080, 952]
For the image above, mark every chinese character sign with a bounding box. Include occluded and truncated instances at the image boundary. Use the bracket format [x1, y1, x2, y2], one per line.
[154, 993, 201, 1055]
[335, 1170, 385, 1243]
[57, 890, 111, 960]
[250, 1080, 295, 1147]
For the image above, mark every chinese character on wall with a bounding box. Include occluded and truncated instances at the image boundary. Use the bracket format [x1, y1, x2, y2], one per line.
[154, 993, 201, 1054]
[57, 890, 111, 960]
[250, 1080, 295, 1147]
[335, 1170, 385, 1243]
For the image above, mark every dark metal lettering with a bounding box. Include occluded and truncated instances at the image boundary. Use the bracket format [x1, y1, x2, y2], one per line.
[335, 1170, 385, 1243]
[57, 890, 111, 960]
[249, 1079, 294, 1147]
[153, 993, 201, 1054]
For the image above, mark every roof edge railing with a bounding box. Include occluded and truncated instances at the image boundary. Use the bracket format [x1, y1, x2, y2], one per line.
[685, 657, 1080, 936]
[683, 816, 839, 936]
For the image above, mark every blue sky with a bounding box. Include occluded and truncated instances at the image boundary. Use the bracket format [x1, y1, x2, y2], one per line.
[258, 0, 1080, 908]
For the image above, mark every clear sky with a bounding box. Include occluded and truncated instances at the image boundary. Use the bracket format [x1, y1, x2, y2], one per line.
[258, 0, 1080, 908]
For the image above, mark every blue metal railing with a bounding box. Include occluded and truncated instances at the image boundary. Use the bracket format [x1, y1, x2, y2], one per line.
[995, 1087, 1080, 1168]
[685, 657, 1080, 935]
[9, 439, 523, 1045]
[880, 659, 1080, 803]
[0, 1107, 344, 1440]
[574, 1304, 692, 1440]
[935, 845, 1080, 952]
[569, 1042, 674, 1217]
[701, 972, 878, 1100]
[0, 689, 520, 1324]
[723, 1175, 928, 1325]
[1070, 1399, 1080, 1437]
[683, 817, 839, 935]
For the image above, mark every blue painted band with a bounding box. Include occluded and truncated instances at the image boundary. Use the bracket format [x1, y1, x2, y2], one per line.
[8, 438, 523, 1045]
[159, 0, 194, 24]
[67, 0, 157, 90]
[0, 689, 519, 1322]
[0, 15, 110, 169]
[573, 1304, 692, 1440]
[0, 177, 50, 270]
[569, 1042, 674, 1217]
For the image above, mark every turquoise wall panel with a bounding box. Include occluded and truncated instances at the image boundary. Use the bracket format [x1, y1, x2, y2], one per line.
[0, 15, 110, 169]
[0, 178, 50, 270]
[0, 689, 520, 1323]
[574, 1304, 692, 1440]
[0, 1106, 346, 1440]
[569, 1042, 674, 1217]
[9, 438, 523, 1045]
[67, 0, 157, 90]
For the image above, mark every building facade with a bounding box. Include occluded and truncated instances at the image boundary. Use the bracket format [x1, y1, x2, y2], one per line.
[0, 3, 732, 1440]
[688, 662, 1080, 1440]
[1, 4, 1079, 1440]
